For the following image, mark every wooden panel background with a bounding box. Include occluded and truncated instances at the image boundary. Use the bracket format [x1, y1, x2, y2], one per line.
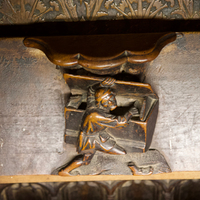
[147, 33, 200, 172]
[0, 38, 70, 176]
[0, 33, 200, 178]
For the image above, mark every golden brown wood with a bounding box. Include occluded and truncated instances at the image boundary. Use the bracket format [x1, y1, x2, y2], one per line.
[59, 77, 146, 175]
[1, 172, 200, 184]
[24, 33, 176, 75]
[23, 33, 176, 176]
[63, 74, 158, 153]
[54, 74, 170, 176]
[22, 32, 176, 176]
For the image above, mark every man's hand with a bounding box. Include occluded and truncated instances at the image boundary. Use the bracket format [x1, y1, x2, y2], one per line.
[129, 106, 139, 117]
[125, 106, 139, 121]
[101, 77, 116, 87]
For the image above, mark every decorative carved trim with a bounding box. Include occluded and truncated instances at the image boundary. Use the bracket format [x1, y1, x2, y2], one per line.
[24, 32, 176, 75]
[0, 0, 199, 24]
[1, 180, 200, 200]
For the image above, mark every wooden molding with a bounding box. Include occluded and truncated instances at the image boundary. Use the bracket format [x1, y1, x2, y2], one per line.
[1, 172, 200, 184]
[24, 32, 176, 75]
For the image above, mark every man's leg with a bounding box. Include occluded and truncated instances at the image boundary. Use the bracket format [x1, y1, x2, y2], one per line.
[95, 137, 126, 155]
[59, 152, 95, 176]
[107, 144, 126, 155]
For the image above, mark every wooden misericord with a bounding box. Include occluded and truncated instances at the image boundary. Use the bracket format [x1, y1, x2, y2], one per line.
[24, 32, 176, 176]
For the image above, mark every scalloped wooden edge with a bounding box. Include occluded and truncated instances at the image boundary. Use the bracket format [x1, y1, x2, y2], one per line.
[0, 172, 200, 183]
[24, 33, 177, 75]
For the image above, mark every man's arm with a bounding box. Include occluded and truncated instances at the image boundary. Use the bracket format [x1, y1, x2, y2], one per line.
[90, 77, 116, 92]
[87, 78, 116, 108]
[96, 106, 139, 128]
[124, 106, 139, 121]
[111, 106, 139, 127]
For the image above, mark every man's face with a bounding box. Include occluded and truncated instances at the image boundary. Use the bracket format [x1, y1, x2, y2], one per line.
[101, 94, 117, 111]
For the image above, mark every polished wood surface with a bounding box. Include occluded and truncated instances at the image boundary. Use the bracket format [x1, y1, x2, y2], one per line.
[24, 33, 176, 75]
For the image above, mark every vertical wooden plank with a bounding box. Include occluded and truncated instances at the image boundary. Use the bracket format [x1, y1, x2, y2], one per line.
[0, 38, 71, 175]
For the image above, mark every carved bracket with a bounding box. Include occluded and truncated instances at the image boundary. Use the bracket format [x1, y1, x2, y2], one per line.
[24, 32, 176, 75]
[24, 32, 176, 176]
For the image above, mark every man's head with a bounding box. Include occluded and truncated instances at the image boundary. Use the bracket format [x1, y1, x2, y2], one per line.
[95, 88, 117, 111]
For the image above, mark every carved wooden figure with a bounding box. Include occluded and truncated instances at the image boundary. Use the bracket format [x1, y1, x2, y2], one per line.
[57, 74, 169, 176]
[24, 33, 175, 176]
[59, 77, 154, 175]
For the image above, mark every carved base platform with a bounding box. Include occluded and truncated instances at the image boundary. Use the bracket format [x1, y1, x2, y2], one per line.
[53, 149, 170, 176]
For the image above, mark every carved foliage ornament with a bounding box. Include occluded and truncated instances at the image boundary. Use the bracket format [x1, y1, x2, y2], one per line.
[0, 0, 199, 24]
[24, 32, 176, 176]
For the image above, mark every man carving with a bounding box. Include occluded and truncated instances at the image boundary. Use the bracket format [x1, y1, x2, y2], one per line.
[59, 78, 139, 176]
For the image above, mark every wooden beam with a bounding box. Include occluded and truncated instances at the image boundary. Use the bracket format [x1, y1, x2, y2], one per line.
[1, 172, 200, 184]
